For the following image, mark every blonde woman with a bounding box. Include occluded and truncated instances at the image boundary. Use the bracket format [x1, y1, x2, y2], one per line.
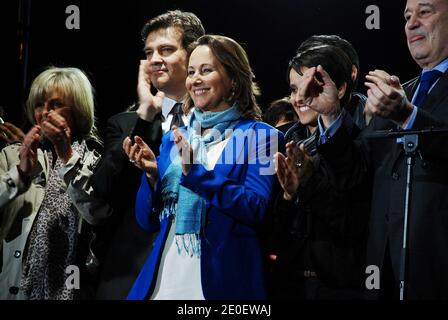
[0, 67, 109, 299]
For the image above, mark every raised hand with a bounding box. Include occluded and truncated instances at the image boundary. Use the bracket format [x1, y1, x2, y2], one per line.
[19, 125, 42, 178]
[0, 122, 25, 145]
[136, 60, 165, 121]
[275, 142, 314, 201]
[40, 110, 73, 163]
[365, 69, 414, 127]
[123, 135, 158, 187]
[299, 65, 343, 128]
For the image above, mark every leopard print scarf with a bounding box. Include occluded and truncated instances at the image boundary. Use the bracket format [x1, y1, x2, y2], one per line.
[20, 141, 86, 300]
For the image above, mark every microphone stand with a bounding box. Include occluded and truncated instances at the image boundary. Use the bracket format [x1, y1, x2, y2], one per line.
[366, 127, 448, 300]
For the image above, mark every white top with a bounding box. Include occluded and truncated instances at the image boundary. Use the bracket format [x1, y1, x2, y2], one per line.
[150, 137, 230, 300]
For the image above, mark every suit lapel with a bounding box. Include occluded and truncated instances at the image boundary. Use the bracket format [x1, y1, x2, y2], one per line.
[389, 71, 448, 171]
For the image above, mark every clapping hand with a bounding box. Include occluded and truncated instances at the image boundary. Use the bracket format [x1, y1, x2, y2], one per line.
[0, 122, 25, 145]
[275, 141, 314, 201]
[172, 126, 194, 176]
[300, 65, 343, 128]
[18, 125, 42, 179]
[123, 135, 158, 187]
[136, 60, 165, 122]
[364, 69, 414, 127]
[40, 110, 73, 163]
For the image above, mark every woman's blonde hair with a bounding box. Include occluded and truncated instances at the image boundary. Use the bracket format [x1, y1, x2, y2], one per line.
[184, 35, 262, 120]
[26, 66, 100, 143]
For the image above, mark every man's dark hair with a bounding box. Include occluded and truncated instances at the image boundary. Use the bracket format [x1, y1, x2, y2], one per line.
[298, 35, 360, 88]
[287, 45, 353, 108]
[263, 98, 297, 127]
[141, 10, 205, 49]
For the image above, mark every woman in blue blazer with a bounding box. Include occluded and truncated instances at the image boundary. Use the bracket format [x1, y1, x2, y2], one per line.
[123, 35, 283, 300]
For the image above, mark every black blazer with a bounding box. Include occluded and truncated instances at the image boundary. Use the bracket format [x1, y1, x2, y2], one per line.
[318, 70, 448, 299]
[269, 123, 370, 299]
[90, 111, 162, 299]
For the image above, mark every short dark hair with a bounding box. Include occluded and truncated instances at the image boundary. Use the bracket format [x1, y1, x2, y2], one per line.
[298, 35, 360, 88]
[263, 98, 297, 127]
[287, 45, 353, 107]
[141, 10, 205, 49]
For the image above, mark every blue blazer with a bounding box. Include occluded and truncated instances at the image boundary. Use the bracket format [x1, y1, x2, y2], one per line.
[127, 119, 283, 300]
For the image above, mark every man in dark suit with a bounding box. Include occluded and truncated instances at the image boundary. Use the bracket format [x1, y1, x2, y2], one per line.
[90, 10, 205, 299]
[294, 0, 448, 299]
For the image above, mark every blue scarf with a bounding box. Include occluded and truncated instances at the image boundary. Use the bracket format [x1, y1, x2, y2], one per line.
[160, 105, 241, 257]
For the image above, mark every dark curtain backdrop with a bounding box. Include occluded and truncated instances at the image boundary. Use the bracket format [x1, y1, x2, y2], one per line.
[0, 0, 417, 137]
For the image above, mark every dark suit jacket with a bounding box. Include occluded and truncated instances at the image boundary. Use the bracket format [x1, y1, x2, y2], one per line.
[269, 120, 370, 300]
[90, 111, 162, 299]
[318, 70, 448, 299]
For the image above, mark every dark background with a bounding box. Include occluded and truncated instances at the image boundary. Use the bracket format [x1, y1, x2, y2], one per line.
[0, 0, 417, 137]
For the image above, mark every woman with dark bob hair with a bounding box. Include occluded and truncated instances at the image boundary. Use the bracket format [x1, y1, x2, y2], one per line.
[0, 67, 108, 300]
[268, 44, 370, 299]
[124, 35, 283, 299]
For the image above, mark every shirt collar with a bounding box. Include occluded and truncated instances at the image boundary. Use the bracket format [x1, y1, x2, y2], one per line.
[161, 96, 180, 119]
[422, 57, 448, 74]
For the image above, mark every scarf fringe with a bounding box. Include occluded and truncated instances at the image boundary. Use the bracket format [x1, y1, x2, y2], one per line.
[160, 196, 201, 258]
[175, 233, 201, 257]
[160, 195, 177, 222]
